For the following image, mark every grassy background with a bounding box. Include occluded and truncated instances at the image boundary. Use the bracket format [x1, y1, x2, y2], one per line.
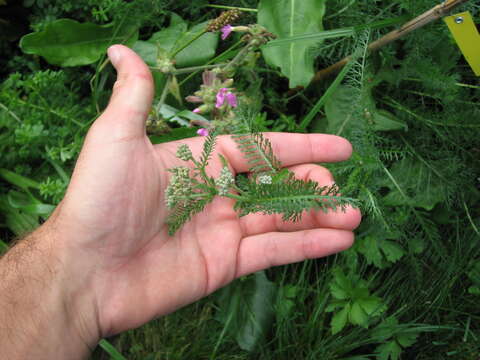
[1, 0, 479, 359]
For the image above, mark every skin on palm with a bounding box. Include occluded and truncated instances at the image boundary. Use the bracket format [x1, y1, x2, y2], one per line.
[42, 44, 361, 340]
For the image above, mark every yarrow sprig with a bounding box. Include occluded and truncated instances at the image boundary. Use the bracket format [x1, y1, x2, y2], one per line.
[159, 10, 358, 235]
[165, 128, 358, 235]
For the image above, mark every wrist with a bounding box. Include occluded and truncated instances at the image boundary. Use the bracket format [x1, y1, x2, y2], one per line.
[0, 222, 100, 359]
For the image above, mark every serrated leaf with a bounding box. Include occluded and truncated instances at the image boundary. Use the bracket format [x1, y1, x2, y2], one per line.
[325, 300, 347, 312]
[331, 304, 350, 334]
[258, 0, 327, 88]
[376, 341, 402, 360]
[20, 19, 138, 66]
[349, 301, 369, 327]
[396, 332, 419, 348]
[357, 236, 405, 269]
[330, 282, 349, 300]
[357, 296, 385, 316]
[382, 240, 405, 263]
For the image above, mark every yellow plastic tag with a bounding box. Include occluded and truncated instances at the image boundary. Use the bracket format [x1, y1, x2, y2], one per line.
[444, 11, 480, 76]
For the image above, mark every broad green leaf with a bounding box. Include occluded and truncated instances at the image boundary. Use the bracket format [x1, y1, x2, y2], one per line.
[325, 86, 407, 135]
[372, 109, 407, 132]
[331, 303, 350, 334]
[135, 15, 218, 68]
[381, 158, 446, 210]
[215, 271, 277, 351]
[20, 19, 138, 67]
[275, 284, 299, 320]
[0, 168, 40, 189]
[0, 195, 39, 235]
[325, 86, 359, 135]
[149, 127, 198, 145]
[4, 209, 39, 236]
[258, 0, 327, 88]
[349, 301, 368, 327]
[5, 190, 54, 215]
[376, 341, 402, 360]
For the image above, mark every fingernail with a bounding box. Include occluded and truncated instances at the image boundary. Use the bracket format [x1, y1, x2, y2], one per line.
[107, 45, 122, 67]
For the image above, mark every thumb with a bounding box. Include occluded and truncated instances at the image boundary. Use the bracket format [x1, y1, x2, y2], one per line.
[96, 44, 154, 139]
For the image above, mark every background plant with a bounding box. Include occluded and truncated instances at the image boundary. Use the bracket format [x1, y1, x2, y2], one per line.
[0, 0, 479, 359]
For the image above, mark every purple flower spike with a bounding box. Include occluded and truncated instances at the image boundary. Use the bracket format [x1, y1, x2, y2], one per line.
[221, 25, 233, 40]
[226, 92, 238, 107]
[197, 128, 209, 136]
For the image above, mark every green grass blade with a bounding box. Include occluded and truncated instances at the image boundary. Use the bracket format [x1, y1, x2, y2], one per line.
[299, 59, 354, 131]
[263, 16, 407, 48]
[98, 339, 128, 360]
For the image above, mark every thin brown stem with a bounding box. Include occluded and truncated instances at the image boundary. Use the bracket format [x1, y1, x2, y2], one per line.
[291, 0, 470, 93]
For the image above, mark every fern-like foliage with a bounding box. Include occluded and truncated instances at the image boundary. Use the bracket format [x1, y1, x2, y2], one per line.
[234, 172, 357, 222]
[232, 131, 281, 175]
[166, 196, 214, 236]
[198, 132, 217, 169]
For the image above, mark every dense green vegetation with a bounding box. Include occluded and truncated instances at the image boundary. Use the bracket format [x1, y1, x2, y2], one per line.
[1, 0, 479, 359]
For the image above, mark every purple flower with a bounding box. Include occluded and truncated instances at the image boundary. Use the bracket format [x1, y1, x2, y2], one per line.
[193, 108, 201, 113]
[225, 92, 237, 107]
[216, 88, 238, 108]
[197, 128, 209, 136]
[221, 25, 233, 40]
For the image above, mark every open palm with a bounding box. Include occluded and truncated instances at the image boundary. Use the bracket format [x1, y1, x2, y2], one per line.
[50, 45, 361, 338]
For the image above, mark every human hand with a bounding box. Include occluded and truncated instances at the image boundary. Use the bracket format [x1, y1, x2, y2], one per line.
[41, 45, 361, 344]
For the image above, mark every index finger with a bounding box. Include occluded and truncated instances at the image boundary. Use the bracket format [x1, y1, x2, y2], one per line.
[217, 132, 352, 173]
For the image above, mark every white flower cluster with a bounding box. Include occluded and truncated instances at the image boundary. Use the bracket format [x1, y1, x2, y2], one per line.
[176, 144, 193, 162]
[258, 174, 272, 185]
[215, 166, 234, 196]
[165, 167, 192, 208]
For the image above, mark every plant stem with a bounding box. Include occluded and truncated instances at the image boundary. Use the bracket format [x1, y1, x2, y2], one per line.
[172, 64, 227, 75]
[157, 75, 172, 111]
[179, 40, 244, 87]
[302, 0, 471, 88]
[298, 59, 354, 131]
[206, 4, 258, 12]
[0, 102, 21, 123]
[170, 30, 207, 59]
[222, 40, 255, 73]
